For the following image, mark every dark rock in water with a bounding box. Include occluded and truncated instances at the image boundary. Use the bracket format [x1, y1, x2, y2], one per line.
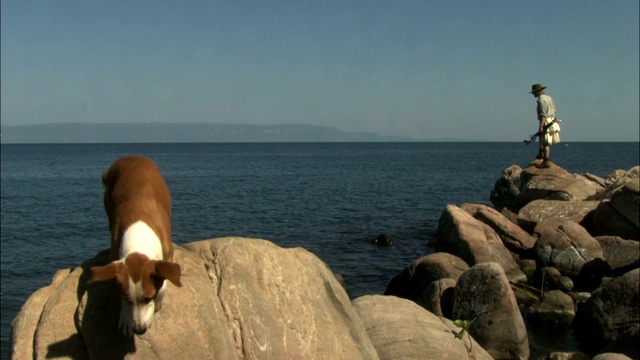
[371, 233, 394, 246]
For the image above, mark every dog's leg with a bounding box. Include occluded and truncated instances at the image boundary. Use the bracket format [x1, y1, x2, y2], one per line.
[119, 299, 135, 338]
[154, 281, 168, 313]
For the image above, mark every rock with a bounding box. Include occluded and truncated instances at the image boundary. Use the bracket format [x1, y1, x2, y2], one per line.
[461, 203, 537, 255]
[591, 166, 640, 201]
[592, 354, 634, 360]
[183, 238, 379, 359]
[416, 277, 456, 318]
[371, 233, 393, 246]
[333, 272, 348, 291]
[518, 162, 605, 202]
[591, 201, 640, 241]
[76, 246, 236, 360]
[490, 163, 605, 212]
[352, 295, 493, 360]
[604, 169, 628, 187]
[539, 352, 591, 360]
[490, 164, 525, 212]
[538, 266, 562, 288]
[384, 252, 469, 302]
[9, 268, 79, 359]
[527, 290, 576, 329]
[597, 324, 639, 360]
[534, 222, 604, 278]
[516, 200, 600, 233]
[11, 238, 380, 360]
[434, 204, 527, 283]
[520, 258, 537, 278]
[558, 276, 574, 292]
[452, 262, 529, 360]
[574, 268, 640, 352]
[596, 236, 640, 275]
[590, 166, 640, 240]
[608, 179, 639, 229]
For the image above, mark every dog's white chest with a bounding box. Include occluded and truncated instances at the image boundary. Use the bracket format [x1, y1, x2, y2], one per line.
[120, 221, 163, 259]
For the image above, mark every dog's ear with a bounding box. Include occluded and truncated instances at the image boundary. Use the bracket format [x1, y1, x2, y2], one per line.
[153, 261, 182, 287]
[87, 262, 123, 284]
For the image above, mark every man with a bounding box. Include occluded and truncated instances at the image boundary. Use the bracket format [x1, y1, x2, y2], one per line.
[530, 83, 560, 168]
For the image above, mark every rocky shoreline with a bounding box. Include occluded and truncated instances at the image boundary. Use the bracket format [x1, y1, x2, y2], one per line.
[9, 160, 639, 359]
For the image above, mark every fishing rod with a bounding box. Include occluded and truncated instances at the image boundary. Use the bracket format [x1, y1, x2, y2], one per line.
[524, 119, 562, 145]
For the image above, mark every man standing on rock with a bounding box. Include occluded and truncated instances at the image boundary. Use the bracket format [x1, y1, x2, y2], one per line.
[530, 83, 560, 168]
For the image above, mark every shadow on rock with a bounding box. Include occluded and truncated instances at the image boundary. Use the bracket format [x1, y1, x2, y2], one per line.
[75, 249, 137, 359]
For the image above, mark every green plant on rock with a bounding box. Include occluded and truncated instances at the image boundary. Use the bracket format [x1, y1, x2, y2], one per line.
[453, 317, 477, 358]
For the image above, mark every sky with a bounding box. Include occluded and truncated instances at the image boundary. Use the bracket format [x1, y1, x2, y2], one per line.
[1, 1, 638, 141]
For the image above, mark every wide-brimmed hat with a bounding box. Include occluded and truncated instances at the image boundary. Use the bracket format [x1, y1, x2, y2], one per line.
[530, 83, 546, 93]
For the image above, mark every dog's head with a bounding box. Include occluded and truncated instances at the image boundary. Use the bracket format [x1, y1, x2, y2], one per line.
[88, 253, 182, 335]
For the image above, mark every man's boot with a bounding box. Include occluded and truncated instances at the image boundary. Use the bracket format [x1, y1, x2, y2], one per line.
[537, 158, 551, 168]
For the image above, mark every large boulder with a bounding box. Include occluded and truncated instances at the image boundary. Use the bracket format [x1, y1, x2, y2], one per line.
[452, 262, 529, 360]
[596, 236, 640, 275]
[590, 166, 640, 202]
[490, 164, 526, 212]
[591, 201, 640, 241]
[434, 205, 527, 283]
[10, 238, 380, 360]
[461, 203, 537, 255]
[516, 200, 600, 233]
[490, 163, 605, 212]
[574, 268, 640, 352]
[534, 221, 604, 278]
[352, 295, 493, 360]
[586, 166, 639, 240]
[384, 252, 469, 301]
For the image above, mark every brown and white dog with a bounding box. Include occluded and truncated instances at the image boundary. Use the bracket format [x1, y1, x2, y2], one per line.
[88, 156, 181, 337]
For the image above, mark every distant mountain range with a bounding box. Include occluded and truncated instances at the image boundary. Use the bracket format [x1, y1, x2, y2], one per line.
[0, 123, 418, 143]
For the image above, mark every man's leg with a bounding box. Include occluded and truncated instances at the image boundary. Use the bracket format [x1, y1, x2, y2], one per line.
[541, 145, 551, 167]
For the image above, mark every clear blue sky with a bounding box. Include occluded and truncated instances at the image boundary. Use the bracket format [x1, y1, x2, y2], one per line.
[2, 1, 638, 141]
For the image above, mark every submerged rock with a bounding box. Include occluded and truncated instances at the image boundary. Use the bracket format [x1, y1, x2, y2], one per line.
[371, 233, 394, 246]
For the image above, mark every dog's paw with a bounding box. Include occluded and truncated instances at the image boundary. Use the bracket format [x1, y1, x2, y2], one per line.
[119, 308, 135, 338]
[120, 324, 134, 338]
[154, 299, 163, 313]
